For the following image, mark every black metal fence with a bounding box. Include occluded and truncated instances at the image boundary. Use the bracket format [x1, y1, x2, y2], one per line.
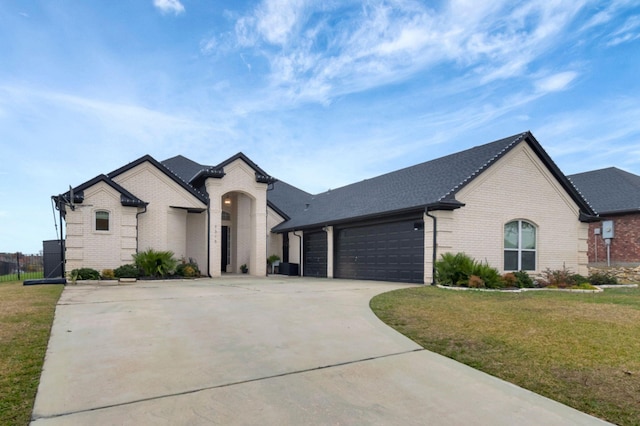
[0, 252, 45, 282]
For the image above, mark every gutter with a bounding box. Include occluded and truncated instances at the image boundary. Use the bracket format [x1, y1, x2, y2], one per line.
[425, 209, 437, 286]
[206, 198, 211, 277]
[293, 230, 302, 276]
[135, 205, 148, 253]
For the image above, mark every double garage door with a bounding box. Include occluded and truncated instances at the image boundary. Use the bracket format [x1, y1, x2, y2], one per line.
[303, 218, 424, 284]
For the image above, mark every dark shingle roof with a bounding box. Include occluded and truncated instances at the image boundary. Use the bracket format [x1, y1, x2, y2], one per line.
[569, 167, 640, 215]
[110, 155, 209, 204]
[272, 131, 596, 231]
[267, 181, 313, 220]
[162, 155, 207, 183]
[57, 132, 596, 229]
[54, 174, 147, 216]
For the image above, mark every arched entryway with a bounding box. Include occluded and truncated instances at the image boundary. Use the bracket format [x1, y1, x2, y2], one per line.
[204, 156, 270, 277]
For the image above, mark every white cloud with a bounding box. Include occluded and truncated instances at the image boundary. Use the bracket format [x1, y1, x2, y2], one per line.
[153, 0, 185, 15]
[225, 0, 589, 107]
[535, 71, 578, 93]
[255, 0, 307, 45]
[606, 15, 640, 46]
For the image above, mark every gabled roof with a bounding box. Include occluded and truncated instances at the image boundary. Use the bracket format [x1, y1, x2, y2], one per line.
[109, 155, 208, 204]
[162, 155, 206, 183]
[273, 131, 596, 232]
[569, 167, 640, 215]
[162, 152, 277, 195]
[53, 174, 147, 215]
[267, 180, 314, 220]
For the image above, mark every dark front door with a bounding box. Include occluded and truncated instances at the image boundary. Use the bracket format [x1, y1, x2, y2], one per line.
[335, 219, 424, 283]
[221, 226, 228, 272]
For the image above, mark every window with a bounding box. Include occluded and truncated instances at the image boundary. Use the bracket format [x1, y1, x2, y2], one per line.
[221, 211, 231, 221]
[504, 220, 536, 271]
[95, 211, 109, 231]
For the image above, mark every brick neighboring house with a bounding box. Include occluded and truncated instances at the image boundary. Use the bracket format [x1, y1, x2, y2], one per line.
[569, 167, 640, 265]
[54, 131, 597, 284]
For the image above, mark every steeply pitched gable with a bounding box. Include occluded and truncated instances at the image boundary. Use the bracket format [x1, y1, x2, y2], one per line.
[53, 174, 147, 216]
[273, 131, 595, 232]
[110, 155, 208, 204]
[569, 167, 640, 215]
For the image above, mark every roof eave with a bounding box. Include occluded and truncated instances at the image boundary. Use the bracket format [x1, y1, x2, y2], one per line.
[271, 205, 439, 233]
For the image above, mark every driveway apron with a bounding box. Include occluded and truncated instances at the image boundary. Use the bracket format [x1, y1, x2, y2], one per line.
[31, 277, 611, 425]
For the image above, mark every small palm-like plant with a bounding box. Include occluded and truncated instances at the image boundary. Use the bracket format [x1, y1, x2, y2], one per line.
[133, 249, 177, 277]
[435, 252, 475, 286]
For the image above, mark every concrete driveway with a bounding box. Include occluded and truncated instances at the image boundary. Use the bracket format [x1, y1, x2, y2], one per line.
[32, 277, 611, 425]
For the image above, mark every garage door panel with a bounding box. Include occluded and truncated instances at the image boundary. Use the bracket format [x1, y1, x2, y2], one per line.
[335, 219, 424, 284]
[303, 231, 327, 278]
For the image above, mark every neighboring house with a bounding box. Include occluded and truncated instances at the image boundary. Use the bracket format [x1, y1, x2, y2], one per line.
[53, 131, 596, 284]
[569, 167, 640, 265]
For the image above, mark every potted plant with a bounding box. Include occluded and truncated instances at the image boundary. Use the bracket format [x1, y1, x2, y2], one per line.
[240, 264, 248, 274]
[267, 254, 281, 274]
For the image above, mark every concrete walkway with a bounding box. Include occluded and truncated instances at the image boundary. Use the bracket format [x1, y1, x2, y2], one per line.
[32, 277, 611, 425]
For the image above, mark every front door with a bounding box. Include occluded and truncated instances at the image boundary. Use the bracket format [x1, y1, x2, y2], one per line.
[221, 226, 229, 272]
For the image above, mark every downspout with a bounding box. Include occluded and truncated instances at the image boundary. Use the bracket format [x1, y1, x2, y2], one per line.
[293, 230, 302, 276]
[206, 199, 211, 277]
[59, 199, 65, 279]
[135, 205, 148, 254]
[266, 182, 275, 277]
[425, 209, 437, 286]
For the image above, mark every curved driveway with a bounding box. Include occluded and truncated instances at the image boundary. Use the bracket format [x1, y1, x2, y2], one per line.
[32, 277, 610, 425]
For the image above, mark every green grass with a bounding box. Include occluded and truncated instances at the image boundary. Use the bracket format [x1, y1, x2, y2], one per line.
[0, 272, 44, 282]
[0, 281, 63, 425]
[371, 286, 640, 426]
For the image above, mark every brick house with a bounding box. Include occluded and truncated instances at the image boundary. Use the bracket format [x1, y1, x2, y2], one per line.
[54, 131, 596, 284]
[569, 167, 640, 265]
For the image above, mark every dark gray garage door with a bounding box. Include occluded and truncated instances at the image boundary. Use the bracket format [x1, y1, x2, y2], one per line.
[335, 219, 424, 283]
[303, 230, 327, 277]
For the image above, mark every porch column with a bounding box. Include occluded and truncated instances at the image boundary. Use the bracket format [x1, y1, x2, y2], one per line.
[205, 180, 222, 277]
[325, 226, 334, 278]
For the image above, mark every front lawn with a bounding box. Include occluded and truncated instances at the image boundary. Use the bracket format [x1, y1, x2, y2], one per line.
[370, 286, 640, 426]
[0, 281, 63, 425]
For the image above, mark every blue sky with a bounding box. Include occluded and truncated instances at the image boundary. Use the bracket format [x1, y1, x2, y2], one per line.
[1, 0, 639, 254]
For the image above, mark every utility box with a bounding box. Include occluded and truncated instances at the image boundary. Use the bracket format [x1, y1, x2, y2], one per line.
[602, 221, 615, 239]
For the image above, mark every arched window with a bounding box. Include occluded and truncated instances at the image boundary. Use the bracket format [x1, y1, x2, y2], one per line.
[504, 220, 536, 271]
[95, 211, 110, 231]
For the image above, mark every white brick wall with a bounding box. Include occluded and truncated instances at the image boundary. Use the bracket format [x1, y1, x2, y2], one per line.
[424, 142, 589, 283]
[65, 181, 138, 273]
[66, 161, 208, 275]
[113, 162, 206, 258]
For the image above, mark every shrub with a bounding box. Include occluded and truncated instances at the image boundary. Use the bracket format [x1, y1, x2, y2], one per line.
[571, 274, 589, 285]
[70, 268, 100, 280]
[502, 272, 517, 287]
[114, 264, 141, 279]
[513, 270, 535, 288]
[133, 249, 177, 277]
[101, 269, 115, 280]
[176, 259, 200, 277]
[435, 253, 502, 288]
[435, 252, 475, 286]
[588, 271, 618, 286]
[539, 267, 571, 288]
[474, 262, 503, 289]
[468, 275, 485, 288]
[539, 268, 591, 288]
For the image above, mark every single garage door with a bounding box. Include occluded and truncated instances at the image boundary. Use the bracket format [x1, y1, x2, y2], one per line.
[335, 219, 424, 283]
[303, 230, 327, 277]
